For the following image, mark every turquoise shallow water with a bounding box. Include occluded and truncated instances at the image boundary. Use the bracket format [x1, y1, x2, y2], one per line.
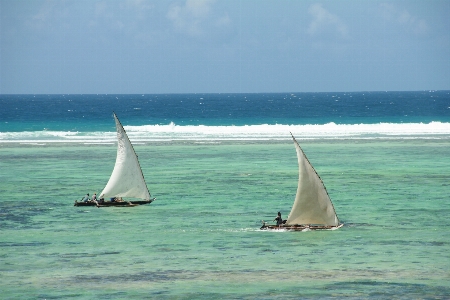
[1, 139, 449, 299]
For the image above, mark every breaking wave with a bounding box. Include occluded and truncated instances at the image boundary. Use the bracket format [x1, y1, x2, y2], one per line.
[1, 122, 450, 144]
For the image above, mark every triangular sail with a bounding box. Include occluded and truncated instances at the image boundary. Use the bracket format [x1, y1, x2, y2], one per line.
[286, 133, 339, 226]
[100, 113, 151, 200]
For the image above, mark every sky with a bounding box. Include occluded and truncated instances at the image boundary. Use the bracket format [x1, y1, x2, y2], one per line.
[1, 0, 449, 94]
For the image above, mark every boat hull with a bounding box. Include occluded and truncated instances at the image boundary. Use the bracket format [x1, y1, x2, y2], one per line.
[260, 223, 343, 231]
[96, 202, 138, 207]
[74, 198, 155, 207]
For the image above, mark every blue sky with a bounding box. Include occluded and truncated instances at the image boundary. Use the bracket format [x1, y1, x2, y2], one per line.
[1, 0, 449, 94]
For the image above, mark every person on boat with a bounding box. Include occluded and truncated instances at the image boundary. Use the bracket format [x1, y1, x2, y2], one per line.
[274, 212, 283, 226]
[110, 196, 124, 202]
[91, 193, 98, 205]
[82, 193, 90, 202]
[99, 194, 105, 204]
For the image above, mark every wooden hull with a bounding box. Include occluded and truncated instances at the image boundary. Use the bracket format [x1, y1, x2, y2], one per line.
[260, 223, 343, 231]
[74, 201, 97, 206]
[74, 198, 155, 207]
[96, 202, 138, 207]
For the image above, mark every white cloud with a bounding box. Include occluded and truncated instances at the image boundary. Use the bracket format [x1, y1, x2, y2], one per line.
[307, 3, 349, 39]
[398, 10, 414, 24]
[167, 0, 216, 36]
[216, 12, 231, 27]
[185, 0, 214, 17]
[415, 19, 429, 35]
[379, 3, 396, 20]
[29, 1, 61, 31]
[379, 3, 429, 36]
[124, 0, 154, 19]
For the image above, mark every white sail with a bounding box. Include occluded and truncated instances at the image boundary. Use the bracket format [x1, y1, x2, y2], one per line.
[100, 113, 151, 200]
[286, 134, 339, 226]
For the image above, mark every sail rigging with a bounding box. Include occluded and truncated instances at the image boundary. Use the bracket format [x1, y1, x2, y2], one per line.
[100, 113, 151, 200]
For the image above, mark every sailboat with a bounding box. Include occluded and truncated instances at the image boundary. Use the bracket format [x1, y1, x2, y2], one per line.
[74, 113, 155, 207]
[261, 133, 342, 230]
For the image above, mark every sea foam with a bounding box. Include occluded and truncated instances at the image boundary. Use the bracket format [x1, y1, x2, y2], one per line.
[1, 122, 449, 144]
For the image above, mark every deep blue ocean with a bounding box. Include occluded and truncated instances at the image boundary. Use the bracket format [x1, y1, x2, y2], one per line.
[1, 91, 449, 143]
[1, 91, 450, 131]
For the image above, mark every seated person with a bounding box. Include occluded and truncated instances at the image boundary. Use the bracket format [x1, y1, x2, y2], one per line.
[82, 193, 90, 202]
[274, 212, 283, 226]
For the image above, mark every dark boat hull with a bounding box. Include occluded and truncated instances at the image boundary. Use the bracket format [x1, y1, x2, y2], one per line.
[74, 198, 155, 207]
[260, 223, 343, 231]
